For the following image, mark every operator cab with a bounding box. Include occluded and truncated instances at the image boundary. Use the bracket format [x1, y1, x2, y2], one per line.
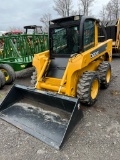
[24, 25, 43, 34]
[51, 25, 79, 55]
[47, 15, 99, 78]
[49, 15, 97, 58]
[49, 16, 80, 57]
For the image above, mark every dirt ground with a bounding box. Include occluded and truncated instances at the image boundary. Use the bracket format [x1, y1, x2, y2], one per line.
[0, 56, 120, 160]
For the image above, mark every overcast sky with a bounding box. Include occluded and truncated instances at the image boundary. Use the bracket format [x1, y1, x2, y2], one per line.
[0, 0, 110, 31]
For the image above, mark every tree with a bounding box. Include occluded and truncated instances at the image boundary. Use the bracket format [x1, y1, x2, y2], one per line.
[99, 5, 108, 22]
[78, 0, 95, 16]
[40, 13, 52, 33]
[106, 1, 113, 21]
[99, 0, 120, 21]
[53, 0, 73, 17]
[71, 10, 79, 16]
[110, 0, 120, 19]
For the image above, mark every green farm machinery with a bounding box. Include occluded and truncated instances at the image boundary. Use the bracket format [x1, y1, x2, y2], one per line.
[0, 25, 48, 89]
[0, 33, 48, 71]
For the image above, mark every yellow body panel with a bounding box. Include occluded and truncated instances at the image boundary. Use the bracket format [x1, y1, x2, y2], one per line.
[33, 39, 112, 97]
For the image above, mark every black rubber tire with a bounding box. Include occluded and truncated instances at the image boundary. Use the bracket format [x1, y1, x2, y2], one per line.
[97, 61, 111, 89]
[31, 69, 37, 86]
[0, 64, 16, 84]
[0, 70, 5, 88]
[77, 71, 100, 106]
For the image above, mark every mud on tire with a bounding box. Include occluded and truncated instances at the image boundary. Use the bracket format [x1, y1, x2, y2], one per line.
[77, 71, 100, 106]
[0, 64, 16, 84]
[97, 61, 111, 89]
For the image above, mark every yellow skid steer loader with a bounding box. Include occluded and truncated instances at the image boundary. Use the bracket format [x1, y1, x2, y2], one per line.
[0, 15, 112, 149]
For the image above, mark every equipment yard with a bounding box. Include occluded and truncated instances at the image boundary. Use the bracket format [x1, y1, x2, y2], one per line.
[0, 55, 120, 160]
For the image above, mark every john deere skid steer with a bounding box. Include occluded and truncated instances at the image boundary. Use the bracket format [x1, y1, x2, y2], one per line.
[0, 15, 112, 149]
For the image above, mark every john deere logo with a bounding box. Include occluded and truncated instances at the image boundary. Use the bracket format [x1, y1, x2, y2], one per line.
[90, 45, 107, 59]
[91, 50, 99, 58]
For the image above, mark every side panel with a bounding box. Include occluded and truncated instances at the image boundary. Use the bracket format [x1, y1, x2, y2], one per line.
[65, 40, 112, 96]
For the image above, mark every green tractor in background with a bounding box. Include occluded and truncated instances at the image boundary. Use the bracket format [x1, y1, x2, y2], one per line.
[0, 25, 48, 71]
[0, 25, 48, 89]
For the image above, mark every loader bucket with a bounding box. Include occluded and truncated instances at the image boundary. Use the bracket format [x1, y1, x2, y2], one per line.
[0, 84, 83, 149]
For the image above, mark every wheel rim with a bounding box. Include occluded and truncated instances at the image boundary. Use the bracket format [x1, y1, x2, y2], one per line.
[106, 68, 111, 83]
[91, 79, 99, 99]
[1, 69, 9, 81]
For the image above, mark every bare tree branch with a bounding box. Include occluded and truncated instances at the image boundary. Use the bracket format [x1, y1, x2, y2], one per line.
[110, 0, 120, 19]
[40, 13, 52, 33]
[99, 0, 120, 21]
[78, 0, 95, 16]
[53, 0, 73, 17]
[106, 2, 113, 21]
[99, 5, 108, 22]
